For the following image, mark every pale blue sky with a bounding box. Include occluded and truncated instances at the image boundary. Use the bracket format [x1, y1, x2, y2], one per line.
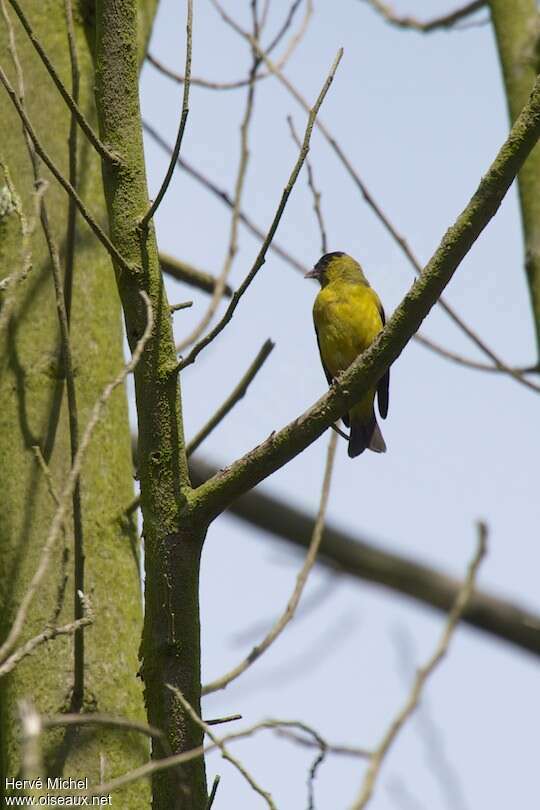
[138, 1, 540, 807]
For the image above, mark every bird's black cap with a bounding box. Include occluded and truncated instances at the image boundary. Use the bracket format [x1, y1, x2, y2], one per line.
[315, 252, 345, 271]
[304, 251, 345, 280]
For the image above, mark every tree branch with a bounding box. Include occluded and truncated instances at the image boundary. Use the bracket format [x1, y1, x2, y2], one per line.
[140, 0, 192, 227]
[0, 157, 33, 294]
[176, 47, 343, 371]
[187, 338, 275, 456]
[146, 122, 534, 380]
[489, 0, 540, 355]
[202, 431, 337, 695]
[212, 3, 539, 393]
[143, 122, 309, 275]
[0, 293, 153, 666]
[176, 4, 261, 353]
[93, 3, 207, 804]
[78, 716, 361, 799]
[0, 64, 133, 272]
[42, 711, 172, 758]
[159, 252, 233, 297]
[414, 331, 540, 378]
[0, 592, 93, 678]
[188, 79, 540, 523]
[62, 0, 79, 323]
[189, 457, 540, 657]
[350, 524, 487, 809]
[127, 340, 275, 517]
[206, 776, 220, 809]
[169, 687, 277, 810]
[5, 0, 117, 162]
[146, 0, 311, 91]
[2, 5, 87, 705]
[362, 0, 488, 32]
[287, 114, 328, 254]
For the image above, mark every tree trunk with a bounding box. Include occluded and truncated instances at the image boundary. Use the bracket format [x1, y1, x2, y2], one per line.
[93, 0, 208, 806]
[489, 0, 540, 352]
[0, 2, 157, 805]
[140, 527, 207, 809]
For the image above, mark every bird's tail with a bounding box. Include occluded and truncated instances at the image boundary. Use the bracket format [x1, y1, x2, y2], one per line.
[348, 413, 386, 458]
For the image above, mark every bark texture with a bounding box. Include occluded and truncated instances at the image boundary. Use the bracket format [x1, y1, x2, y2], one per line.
[93, 1, 207, 806]
[489, 0, 540, 351]
[0, 2, 157, 805]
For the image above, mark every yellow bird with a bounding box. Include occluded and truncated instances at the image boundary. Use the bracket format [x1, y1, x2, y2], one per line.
[305, 252, 389, 458]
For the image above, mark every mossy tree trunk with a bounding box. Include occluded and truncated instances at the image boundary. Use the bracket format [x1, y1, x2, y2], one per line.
[489, 0, 540, 352]
[93, 1, 208, 807]
[0, 2, 157, 806]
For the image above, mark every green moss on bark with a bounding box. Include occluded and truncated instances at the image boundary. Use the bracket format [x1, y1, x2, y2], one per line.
[489, 0, 540, 353]
[93, 1, 207, 807]
[0, 1, 158, 806]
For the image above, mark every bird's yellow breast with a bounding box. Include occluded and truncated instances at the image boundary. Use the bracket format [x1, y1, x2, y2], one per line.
[313, 281, 383, 378]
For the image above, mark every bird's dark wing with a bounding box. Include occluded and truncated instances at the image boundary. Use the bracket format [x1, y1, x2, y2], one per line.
[377, 304, 390, 419]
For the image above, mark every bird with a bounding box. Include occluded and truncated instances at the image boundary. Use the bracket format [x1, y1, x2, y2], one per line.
[305, 251, 389, 458]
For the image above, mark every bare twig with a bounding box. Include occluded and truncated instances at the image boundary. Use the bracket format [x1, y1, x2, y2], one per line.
[31, 446, 70, 627]
[390, 626, 470, 810]
[76, 715, 368, 798]
[421, 307, 540, 393]
[206, 775, 221, 809]
[0, 160, 45, 335]
[232, 572, 339, 645]
[264, 0, 311, 60]
[0, 159, 29, 290]
[37, 183, 86, 708]
[145, 124, 532, 381]
[205, 714, 242, 727]
[62, 0, 79, 321]
[415, 332, 539, 376]
[188, 456, 540, 657]
[203, 431, 337, 694]
[213, 4, 540, 394]
[126, 338, 274, 516]
[187, 338, 274, 455]
[362, 0, 487, 32]
[0, 2, 49, 320]
[350, 524, 487, 810]
[259, 0, 271, 32]
[31, 446, 60, 505]
[274, 726, 370, 758]
[170, 300, 193, 312]
[0, 293, 153, 665]
[287, 114, 327, 253]
[176, 48, 343, 371]
[169, 686, 277, 810]
[146, 0, 311, 91]
[0, 65, 133, 272]
[187, 77, 540, 520]
[5, 0, 116, 161]
[140, 0, 192, 227]
[82, 743, 208, 797]
[176, 0, 260, 353]
[144, 123, 307, 274]
[41, 710, 172, 757]
[160, 252, 234, 296]
[3, 4, 87, 704]
[0, 592, 93, 678]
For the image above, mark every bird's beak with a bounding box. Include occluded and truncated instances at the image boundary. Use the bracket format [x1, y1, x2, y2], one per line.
[304, 267, 320, 280]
